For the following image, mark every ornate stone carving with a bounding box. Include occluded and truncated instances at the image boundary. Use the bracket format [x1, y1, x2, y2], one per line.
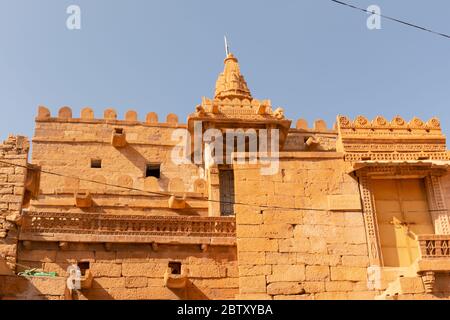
[20, 211, 236, 240]
[357, 166, 450, 267]
[273, 108, 285, 120]
[358, 174, 382, 265]
[425, 176, 450, 235]
[214, 54, 252, 100]
[337, 115, 448, 162]
[418, 235, 450, 258]
[421, 271, 436, 294]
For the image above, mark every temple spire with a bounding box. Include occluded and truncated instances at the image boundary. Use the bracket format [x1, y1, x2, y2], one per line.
[214, 50, 252, 100]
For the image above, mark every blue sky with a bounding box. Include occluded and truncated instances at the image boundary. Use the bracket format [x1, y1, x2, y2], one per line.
[0, 0, 449, 138]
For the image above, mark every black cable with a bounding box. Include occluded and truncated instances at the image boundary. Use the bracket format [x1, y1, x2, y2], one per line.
[330, 0, 450, 40]
[0, 158, 448, 214]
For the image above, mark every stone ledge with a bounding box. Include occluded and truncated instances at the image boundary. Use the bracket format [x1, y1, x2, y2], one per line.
[18, 233, 236, 246]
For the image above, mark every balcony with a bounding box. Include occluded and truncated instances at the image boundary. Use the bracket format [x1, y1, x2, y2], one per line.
[416, 235, 450, 293]
[416, 235, 450, 271]
[19, 210, 236, 246]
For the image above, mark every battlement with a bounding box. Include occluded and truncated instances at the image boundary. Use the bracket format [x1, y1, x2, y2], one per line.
[36, 106, 184, 127]
[293, 118, 336, 133]
[337, 115, 448, 162]
[338, 115, 443, 134]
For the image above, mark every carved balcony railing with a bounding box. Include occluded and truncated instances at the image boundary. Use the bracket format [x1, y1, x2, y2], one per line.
[19, 211, 236, 245]
[418, 235, 450, 259]
[416, 235, 450, 293]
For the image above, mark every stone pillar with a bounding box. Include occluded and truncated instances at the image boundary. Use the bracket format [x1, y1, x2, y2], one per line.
[207, 166, 220, 217]
[0, 136, 29, 275]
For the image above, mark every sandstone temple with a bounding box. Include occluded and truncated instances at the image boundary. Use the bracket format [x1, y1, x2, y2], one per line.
[0, 53, 449, 300]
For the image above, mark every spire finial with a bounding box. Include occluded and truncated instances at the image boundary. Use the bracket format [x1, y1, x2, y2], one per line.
[224, 35, 230, 57]
[214, 45, 252, 100]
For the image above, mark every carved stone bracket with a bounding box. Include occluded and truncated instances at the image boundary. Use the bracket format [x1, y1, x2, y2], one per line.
[421, 271, 436, 294]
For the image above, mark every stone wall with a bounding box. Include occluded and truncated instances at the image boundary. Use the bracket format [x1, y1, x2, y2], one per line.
[233, 154, 377, 299]
[440, 174, 450, 211]
[233, 153, 450, 300]
[0, 136, 29, 275]
[33, 107, 203, 199]
[11, 242, 238, 300]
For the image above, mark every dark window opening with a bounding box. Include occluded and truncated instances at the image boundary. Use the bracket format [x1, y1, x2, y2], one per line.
[219, 167, 235, 216]
[77, 261, 90, 276]
[146, 164, 161, 178]
[114, 128, 124, 134]
[168, 261, 181, 275]
[91, 159, 102, 168]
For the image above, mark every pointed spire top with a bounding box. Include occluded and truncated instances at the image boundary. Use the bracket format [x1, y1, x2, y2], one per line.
[214, 42, 252, 100]
[224, 35, 230, 57]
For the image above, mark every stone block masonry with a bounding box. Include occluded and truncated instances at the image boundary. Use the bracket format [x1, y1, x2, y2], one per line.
[0, 136, 29, 276]
[234, 158, 377, 300]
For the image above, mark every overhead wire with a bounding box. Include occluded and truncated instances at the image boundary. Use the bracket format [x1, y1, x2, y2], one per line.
[329, 0, 450, 40]
[0, 158, 448, 214]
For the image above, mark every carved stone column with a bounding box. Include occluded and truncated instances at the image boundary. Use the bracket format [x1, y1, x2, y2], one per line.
[358, 173, 382, 266]
[425, 175, 450, 235]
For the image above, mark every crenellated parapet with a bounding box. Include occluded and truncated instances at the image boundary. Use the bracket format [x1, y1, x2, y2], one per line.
[338, 115, 442, 132]
[283, 118, 338, 152]
[36, 106, 183, 127]
[337, 115, 448, 162]
[293, 118, 336, 132]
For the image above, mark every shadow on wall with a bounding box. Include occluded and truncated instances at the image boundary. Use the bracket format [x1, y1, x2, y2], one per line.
[0, 275, 64, 300]
[117, 145, 169, 190]
[74, 285, 114, 300]
[0, 260, 15, 277]
[186, 281, 209, 300]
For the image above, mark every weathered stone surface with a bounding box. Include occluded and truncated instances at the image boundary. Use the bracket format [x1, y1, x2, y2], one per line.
[0, 53, 449, 302]
[305, 266, 330, 281]
[239, 276, 267, 294]
[267, 265, 305, 283]
[189, 264, 227, 278]
[327, 195, 362, 211]
[238, 265, 271, 276]
[267, 282, 305, 295]
[237, 252, 265, 265]
[91, 263, 122, 277]
[237, 238, 278, 252]
[330, 267, 367, 281]
[124, 277, 148, 288]
[121, 263, 166, 278]
[93, 277, 126, 289]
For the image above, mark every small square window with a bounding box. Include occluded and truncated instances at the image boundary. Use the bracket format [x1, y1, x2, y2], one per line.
[114, 128, 124, 134]
[77, 261, 90, 276]
[91, 159, 102, 168]
[168, 261, 181, 275]
[146, 164, 161, 178]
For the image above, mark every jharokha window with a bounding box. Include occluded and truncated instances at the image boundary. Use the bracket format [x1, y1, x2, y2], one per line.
[219, 166, 235, 216]
[372, 178, 434, 267]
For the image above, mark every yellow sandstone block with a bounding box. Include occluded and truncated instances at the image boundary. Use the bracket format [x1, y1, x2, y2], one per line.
[305, 265, 330, 281]
[327, 195, 362, 211]
[237, 238, 278, 252]
[267, 265, 305, 283]
[330, 267, 367, 281]
[239, 276, 267, 294]
[267, 282, 305, 295]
